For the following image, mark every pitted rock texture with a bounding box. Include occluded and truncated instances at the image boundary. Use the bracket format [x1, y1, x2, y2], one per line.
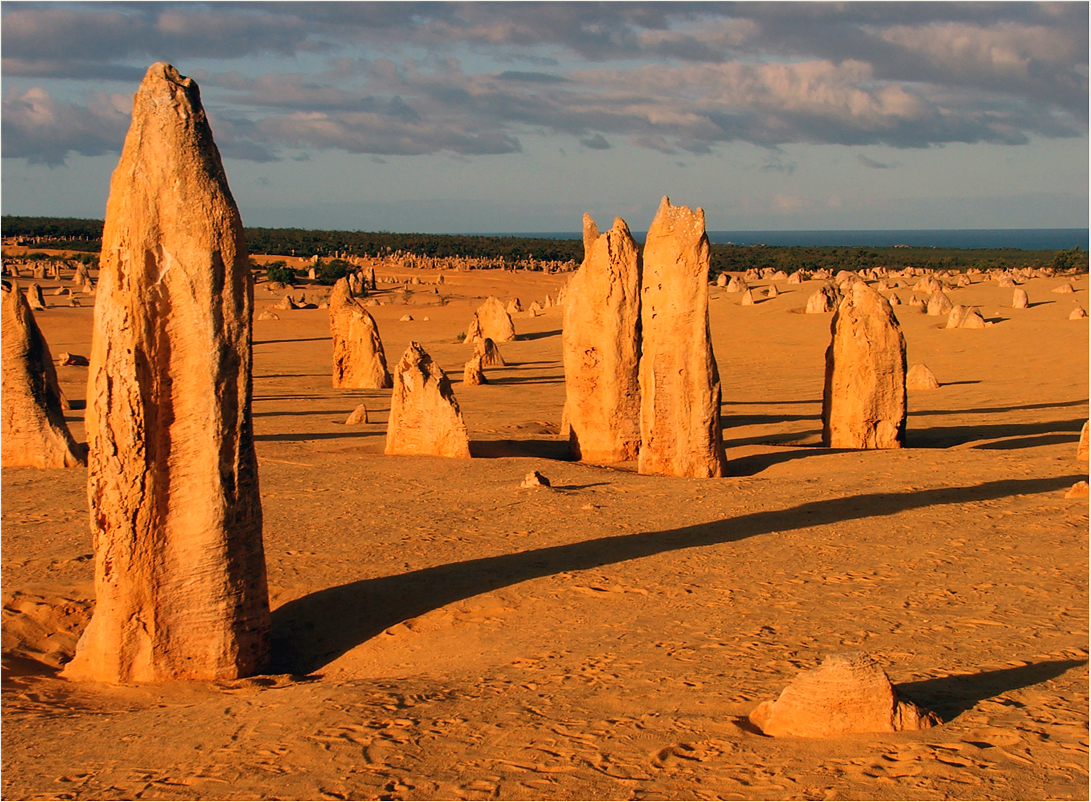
[330, 278, 392, 389]
[562, 215, 642, 464]
[637, 197, 726, 478]
[468, 296, 515, 343]
[63, 63, 270, 684]
[822, 282, 907, 449]
[385, 342, 470, 458]
[749, 652, 941, 738]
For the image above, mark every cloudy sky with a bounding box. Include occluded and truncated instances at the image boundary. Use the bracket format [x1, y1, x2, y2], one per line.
[2, 1, 1088, 233]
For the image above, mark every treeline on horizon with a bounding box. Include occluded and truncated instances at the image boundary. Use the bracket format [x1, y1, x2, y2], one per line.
[3, 215, 1087, 275]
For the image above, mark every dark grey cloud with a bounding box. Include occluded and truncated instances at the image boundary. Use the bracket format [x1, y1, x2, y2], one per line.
[1, 87, 131, 165]
[1, 2, 1085, 165]
[579, 133, 611, 150]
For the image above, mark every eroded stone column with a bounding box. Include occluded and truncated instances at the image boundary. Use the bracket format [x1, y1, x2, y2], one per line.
[64, 63, 269, 683]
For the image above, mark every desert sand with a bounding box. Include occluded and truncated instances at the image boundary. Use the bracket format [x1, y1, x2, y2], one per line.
[2, 258, 1088, 800]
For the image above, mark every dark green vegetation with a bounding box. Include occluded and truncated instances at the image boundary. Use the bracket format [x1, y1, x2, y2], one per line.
[4, 216, 1086, 275]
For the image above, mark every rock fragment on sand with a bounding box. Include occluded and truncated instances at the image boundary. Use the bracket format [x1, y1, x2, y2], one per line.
[468, 296, 515, 343]
[59, 352, 89, 366]
[257, 310, 279, 321]
[906, 363, 940, 390]
[1065, 481, 1089, 498]
[1, 281, 84, 469]
[330, 277, 392, 389]
[463, 354, 487, 385]
[805, 284, 839, 314]
[638, 197, 727, 478]
[385, 342, 470, 458]
[399, 314, 414, 322]
[562, 215, 642, 463]
[822, 282, 906, 449]
[345, 404, 369, 425]
[926, 291, 953, 316]
[1012, 288, 1029, 309]
[64, 64, 269, 684]
[740, 288, 756, 306]
[749, 652, 941, 738]
[1069, 306, 1087, 320]
[1052, 283, 1075, 294]
[475, 337, 506, 368]
[520, 471, 551, 489]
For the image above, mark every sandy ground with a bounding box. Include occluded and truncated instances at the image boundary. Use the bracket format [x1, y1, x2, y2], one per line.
[2, 261, 1088, 801]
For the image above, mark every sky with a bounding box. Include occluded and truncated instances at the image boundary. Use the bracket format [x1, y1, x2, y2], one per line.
[2, 1, 1088, 234]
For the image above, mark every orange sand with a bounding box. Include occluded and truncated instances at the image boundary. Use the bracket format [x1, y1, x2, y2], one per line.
[3, 262, 1088, 800]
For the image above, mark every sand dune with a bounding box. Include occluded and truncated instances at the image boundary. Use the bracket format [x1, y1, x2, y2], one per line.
[3, 264, 1088, 800]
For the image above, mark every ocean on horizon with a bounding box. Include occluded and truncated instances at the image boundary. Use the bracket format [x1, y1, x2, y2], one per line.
[498, 228, 1088, 251]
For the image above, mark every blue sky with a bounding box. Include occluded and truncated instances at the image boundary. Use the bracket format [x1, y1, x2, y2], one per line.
[2, 1, 1088, 233]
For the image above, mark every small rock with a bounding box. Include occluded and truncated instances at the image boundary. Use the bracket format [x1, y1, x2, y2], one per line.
[520, 471, 551, 489]
[906, 363, 940, 390]
[1069, 306, 1087, 320]
[1065, 481, 1088, 498]
[400, 314, 414, 322]
[256, 310, 279, 321]
[1052, 283, 1075, 294]
[59, 353, 90, 367]
[345, 404, 369, 425]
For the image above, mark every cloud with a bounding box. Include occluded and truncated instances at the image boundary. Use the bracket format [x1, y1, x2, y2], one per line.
[857, 154, 894, 169]
[579, 133, 611, 150]
[1, 3, 1085, 166]
[1, 87, 131, 166]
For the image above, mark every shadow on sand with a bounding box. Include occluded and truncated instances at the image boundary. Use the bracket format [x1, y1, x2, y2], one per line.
[469, 438, 571, 460]
[270, 474, 1081, 675]
[899, 659, 1088, 722]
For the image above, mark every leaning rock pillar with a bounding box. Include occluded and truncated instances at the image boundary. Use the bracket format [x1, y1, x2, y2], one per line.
[637, 197, 727, 478]
[562, 214, 642, 463]
[63, 63, 269, 683]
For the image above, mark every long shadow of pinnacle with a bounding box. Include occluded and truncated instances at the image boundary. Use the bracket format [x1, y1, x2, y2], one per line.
[270, 475, 1081, 675]
[899, 659, 1088, 721]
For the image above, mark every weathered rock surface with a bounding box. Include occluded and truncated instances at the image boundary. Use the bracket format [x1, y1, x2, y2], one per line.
[463, 354, 487, 385]
[806, 284, 839, 314]
[345, 404, 369, 425]
[822, 282, 907, 449]
[1066, 480, 1089, 498]
[468, 296, 515, 343]
[474, 337, 506, 368]
[562, 215, 642, 463]
[1069, 306, 1087, 320]
[59, 352, 90, 366]
[1, 281, 84, 469]
[749, 653, 941, 738]
[64, 64, 269, 684]
[740, 288, 756, 306]
[27, 283, 46, 310]
[329, 278, 392, 389]
[906, 363, 940, 390]
[637, 197, 726, 478]
[926, 291, 953, 316]
[1052, 283, 1075, 294]
[1012, 288, 1029, 309]
[1078, 421, 1089, 461]
[385, 342, 470, 458]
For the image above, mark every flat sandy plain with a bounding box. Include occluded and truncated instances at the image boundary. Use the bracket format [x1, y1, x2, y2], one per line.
[2, 254, 1088, 801]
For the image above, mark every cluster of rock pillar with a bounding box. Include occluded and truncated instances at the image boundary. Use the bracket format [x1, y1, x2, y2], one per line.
[63, 63, 270, 683]
[562, 197, 726, 478]
[562, 198, 908, 474]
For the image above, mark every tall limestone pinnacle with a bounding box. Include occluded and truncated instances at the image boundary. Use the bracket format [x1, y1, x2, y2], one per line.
[822, 282, 907, 449]
[562, 214, 642, 463]
[638, 197, 727, 478]
[63, 63, 270, 683]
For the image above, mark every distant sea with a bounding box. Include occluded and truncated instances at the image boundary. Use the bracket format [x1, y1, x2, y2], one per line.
[500, 229, 1088, 251]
